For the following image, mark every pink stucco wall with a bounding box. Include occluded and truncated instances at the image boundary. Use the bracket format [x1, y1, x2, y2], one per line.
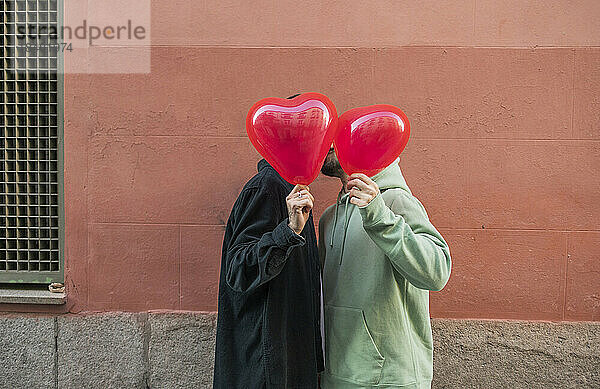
[3, 1, 598, 321]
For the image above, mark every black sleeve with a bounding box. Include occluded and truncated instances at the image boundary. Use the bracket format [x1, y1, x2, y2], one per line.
[225, 187, 305, 293]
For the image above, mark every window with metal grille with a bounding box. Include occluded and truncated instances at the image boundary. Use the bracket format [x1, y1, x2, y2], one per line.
[1, 0, 63, 283]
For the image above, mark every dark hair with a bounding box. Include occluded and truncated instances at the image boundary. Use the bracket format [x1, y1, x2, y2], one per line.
[287, 94, 301, 99]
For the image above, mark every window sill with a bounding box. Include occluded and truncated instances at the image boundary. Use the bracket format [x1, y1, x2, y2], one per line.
[0, 285, 66, 305]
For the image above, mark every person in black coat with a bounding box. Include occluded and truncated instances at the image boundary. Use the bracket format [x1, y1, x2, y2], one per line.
[213, 158, 324, 388]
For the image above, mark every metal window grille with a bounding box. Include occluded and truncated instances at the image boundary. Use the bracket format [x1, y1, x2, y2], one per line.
[1, 0, 63, 283]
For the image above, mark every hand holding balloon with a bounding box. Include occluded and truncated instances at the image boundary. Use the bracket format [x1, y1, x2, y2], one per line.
[347, 174, 380, 207]
[286, 185, 314, 235]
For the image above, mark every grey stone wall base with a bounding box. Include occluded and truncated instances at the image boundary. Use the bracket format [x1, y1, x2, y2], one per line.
[57, 313, 147, 389]
[0, 316, 56, 389]
[0, 313, 598, 389]
[432, 319, 600, 389]
[148, 312, 217, 389]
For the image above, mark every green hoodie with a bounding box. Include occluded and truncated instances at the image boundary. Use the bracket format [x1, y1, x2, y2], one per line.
[319, 160, 451, 389]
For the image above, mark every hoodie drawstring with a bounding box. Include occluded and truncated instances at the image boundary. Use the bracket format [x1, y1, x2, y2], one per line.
[329, 192, 341, 248]
[329, 191, 353, 265]
[339, 195, 353, 265]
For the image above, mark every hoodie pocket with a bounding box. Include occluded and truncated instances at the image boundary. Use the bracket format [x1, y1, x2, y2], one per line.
[325, 305, 385, 385]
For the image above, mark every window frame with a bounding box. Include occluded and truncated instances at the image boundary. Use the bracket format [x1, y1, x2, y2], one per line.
[0, 0, 64, 284]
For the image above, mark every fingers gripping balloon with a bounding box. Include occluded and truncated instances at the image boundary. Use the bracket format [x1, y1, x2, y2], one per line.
[246, 93, 339, 185]
[334, 105, 410, 177]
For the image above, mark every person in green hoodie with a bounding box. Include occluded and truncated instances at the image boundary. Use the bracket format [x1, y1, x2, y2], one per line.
[319, 147, 451, 389]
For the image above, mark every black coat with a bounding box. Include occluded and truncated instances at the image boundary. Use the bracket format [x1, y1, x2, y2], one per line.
[213, 159, 324, 389]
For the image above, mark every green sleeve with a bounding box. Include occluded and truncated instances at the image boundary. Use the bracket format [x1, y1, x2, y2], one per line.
[358, 191, 451, 291]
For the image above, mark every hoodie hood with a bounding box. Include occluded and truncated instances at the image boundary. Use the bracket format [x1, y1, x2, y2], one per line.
[330, 158, 410, 263]
[338, 158, 410, 204]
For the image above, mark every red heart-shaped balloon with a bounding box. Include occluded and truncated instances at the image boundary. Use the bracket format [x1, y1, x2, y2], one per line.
[334, 105, 410, 177]
[246, 92, 338, 185]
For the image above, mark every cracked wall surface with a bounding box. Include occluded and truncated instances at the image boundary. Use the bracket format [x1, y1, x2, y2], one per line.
[19, 46, 594, 320]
